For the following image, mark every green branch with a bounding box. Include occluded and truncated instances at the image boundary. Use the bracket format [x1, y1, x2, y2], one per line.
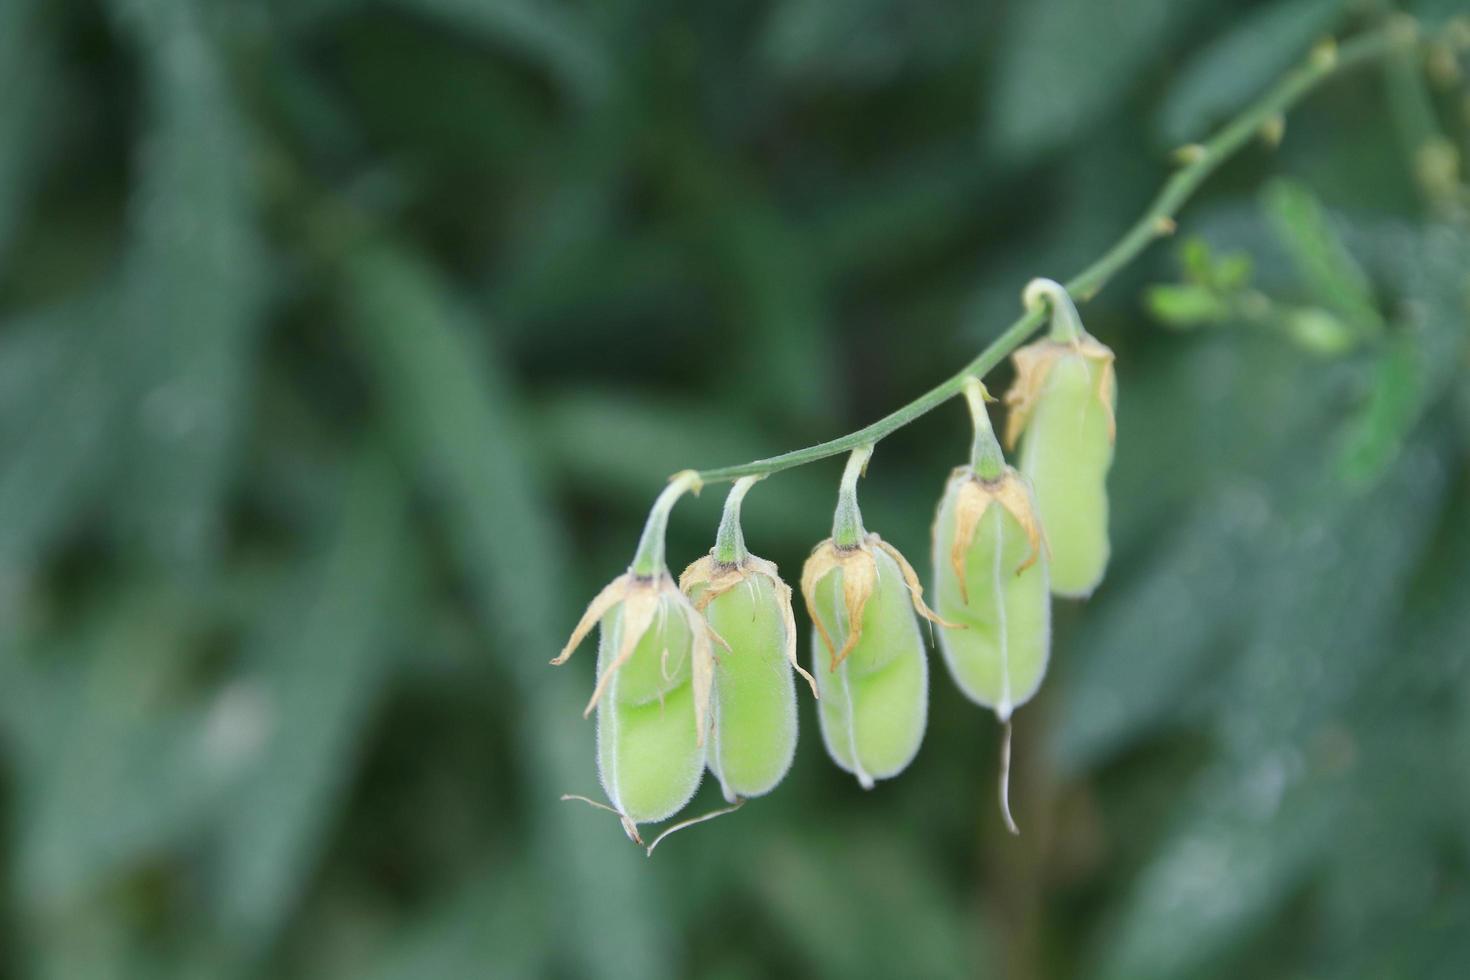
[694, 25, 1415, 485]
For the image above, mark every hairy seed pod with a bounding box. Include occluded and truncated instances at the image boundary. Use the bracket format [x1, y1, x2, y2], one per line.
[554, 472, 723, 836]
[681, 475, 816, 803]
[932, 466, 1050, 721]
[1007, 280, 1117, 598]
[801, 447, 953, 789]
[935, 380, 1052, 834]
[592, 590, 707, 824]
[682, 555, 815, 802]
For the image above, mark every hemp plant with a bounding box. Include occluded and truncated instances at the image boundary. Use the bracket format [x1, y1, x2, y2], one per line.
[552, 21, 1458, 852]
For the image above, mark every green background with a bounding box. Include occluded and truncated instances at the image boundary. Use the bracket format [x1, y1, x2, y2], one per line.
[1, 0, 1467, 977]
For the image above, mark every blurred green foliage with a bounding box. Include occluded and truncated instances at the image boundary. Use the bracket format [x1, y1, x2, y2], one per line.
[1, 0, 1467, 978]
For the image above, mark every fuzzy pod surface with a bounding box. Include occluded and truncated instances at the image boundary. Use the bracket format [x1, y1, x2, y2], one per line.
[594, 595, 706, 824]
[804, 537, 937, 789]
[932, 467, 1050, 720]
[1005, 335, 1116, 597]
[685, 564, 805, 799]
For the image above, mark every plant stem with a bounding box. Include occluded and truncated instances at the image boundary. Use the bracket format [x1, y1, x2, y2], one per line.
[694, 26, 1413, 485]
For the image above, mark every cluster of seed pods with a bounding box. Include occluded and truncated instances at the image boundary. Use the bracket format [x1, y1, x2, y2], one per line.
[554, 278, 1116, 849]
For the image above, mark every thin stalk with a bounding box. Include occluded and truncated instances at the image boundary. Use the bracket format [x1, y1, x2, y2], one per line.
[713, 476, 761, 565]
[629, 470, 702, 577]
[1023, 278, 1086, 343]
[693, 26, 1413, 486]
[964, 379, 1005, 480]
[831, 446, 873, 548]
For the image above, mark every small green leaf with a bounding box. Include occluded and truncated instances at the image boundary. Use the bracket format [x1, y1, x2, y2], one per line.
[1281, 306, 1356, 356]
[1214, 252, 1255, 292]
[1337, 335, 1423, 482]
[1145, 283, 1230, 328]
[1179, 237, 1215, 285]
[1262, 178, 1383, 339]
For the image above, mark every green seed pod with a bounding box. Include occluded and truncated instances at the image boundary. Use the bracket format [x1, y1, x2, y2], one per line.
[553, 472, 721, 837]
[592, 591, 706, 824]
[932, 466, 1049, 720]
[681, 478, 817, 803]
[933, 380, 1050, 720]
[934, 380, 1052, 833]
[801, 447, 953, 789]
[1007, 279, 1117, 598]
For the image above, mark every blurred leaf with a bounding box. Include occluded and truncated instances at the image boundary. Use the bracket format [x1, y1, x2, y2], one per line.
[761, 0, 966, 86]
[1279, 306, 1356, 355]
[10, 590, 239, 908]
[1337, 331, 1423, 478]
[987, 0, 1209, 161]
[104, 0, 267, 571]
[386, 0, 613, 105]
[0, 289, 126, 576]
[1143, 282, 1229, 328]
[1050, 490, 1268, 778]
[212, 446, 412, 948]
[365, 859, 547, 980]
[1336, 221, 1470, 483]
[665, 144, 836, 425]
[1094, 763, 1345, 980]
[0, 0, 62, 267]
[339, 239, 675, 980]
[534, 387, 767, 491]
[744, 826, 986, 978]
[1094, 430, 1451, 979]
[1262, 178, 1383, 339]
[1157, 0, 1345, 144]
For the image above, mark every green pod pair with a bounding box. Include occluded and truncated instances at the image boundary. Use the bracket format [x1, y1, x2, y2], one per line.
[1005, 333, 1116, 598]
[802, 535, 944, 789]
[682, 554, 814, 803]
[593, 593, 706, 824]
[932, 467, 1050, 720]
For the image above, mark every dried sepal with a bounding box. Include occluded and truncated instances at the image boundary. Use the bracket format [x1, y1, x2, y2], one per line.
[1096, 354, 1117, 442]
[945, 469, 1046, 602]
[551, 574, 632, 665]
[870, 535, 961, 631]
[560, 571, 722, 746]
[801, 540, 879, 672]
[675, 587, 723, 748]
[804, 535, 958, 672]
[582, 580, 662, 717]
[769, 572, 818, 698]
[678, 555, 748, 610]
[683, 552, 816, 699]
[1003, 336, 1116, 449]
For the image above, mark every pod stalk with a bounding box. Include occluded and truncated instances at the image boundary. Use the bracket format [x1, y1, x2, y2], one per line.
[1023, 277, 1085, 344]
[831, 445, 873, 549]
[713, 476, 761, 565]
[630, 470, 703, 578]
[962, 378, 1006, 481]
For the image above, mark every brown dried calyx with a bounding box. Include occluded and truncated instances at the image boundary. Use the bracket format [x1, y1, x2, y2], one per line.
[800, 533, 958, 673]
[552, 571, 726, 746]
[1003, 335, 1117, 449]
[680, 552, 817, 698]
[942, 467, 1047, 605]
